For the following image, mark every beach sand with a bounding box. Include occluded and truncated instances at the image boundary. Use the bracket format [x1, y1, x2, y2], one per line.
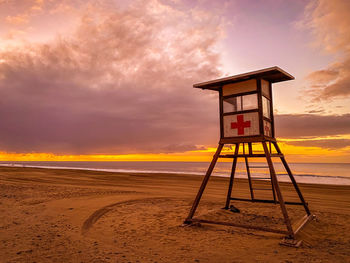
[1, 167, 350, 262]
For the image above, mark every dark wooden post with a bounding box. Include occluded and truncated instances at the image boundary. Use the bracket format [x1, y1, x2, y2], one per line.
[184, 143, 224, 223]
[224, 143, 240, 209]
[244, 156, 255, 200]
[273, 141, 311, 215]
[262, 141, 294, 237]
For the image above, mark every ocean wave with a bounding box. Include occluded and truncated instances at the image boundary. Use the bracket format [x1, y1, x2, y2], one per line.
[0, 163, 206, 176]
[1, 163, 349, 185]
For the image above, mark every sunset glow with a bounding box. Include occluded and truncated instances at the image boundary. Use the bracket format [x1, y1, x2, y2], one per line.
[0, 0, 349, 163]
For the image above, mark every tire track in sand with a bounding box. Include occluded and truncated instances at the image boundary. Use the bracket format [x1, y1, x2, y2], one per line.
[81, 197, 173, 234]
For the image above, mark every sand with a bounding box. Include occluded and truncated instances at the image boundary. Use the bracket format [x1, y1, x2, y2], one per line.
[0, 166, 350, 263]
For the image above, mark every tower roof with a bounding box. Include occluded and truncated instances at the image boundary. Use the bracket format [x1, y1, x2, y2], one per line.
[193, 66, 294, 90]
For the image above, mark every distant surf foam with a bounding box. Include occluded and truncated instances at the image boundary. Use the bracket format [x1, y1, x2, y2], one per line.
[1, 161, 349, 185]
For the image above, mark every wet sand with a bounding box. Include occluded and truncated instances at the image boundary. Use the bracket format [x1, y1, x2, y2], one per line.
[0, 167, 350, 262]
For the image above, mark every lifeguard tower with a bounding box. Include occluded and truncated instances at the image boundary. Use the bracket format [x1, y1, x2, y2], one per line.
[184, 67, 313, 241]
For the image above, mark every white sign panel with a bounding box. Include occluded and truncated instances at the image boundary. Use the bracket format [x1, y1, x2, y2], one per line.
[263, 120, 272, 137]
[223, 112, 259, 137]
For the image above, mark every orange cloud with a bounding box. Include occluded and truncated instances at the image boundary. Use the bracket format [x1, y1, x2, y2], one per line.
[5, 14, 29, 25]
[303, 0, 350, 101]
[31, 0, 44, 11]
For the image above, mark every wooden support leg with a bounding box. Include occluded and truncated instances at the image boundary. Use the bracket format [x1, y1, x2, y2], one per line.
[244, 157, 254, 200]
[248, 142, 253, 154]
[269, 172, 277, 203]
[224, 143, 240, 209]
[268, 160, 277, 203]
[262, 142, 294, 238]
[272, 142, 311, 215]
[184, 143, 224, 223]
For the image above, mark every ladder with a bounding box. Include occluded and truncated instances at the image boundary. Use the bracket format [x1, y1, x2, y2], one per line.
[244, 156, 277, 203]
[224, 142, 277, 205]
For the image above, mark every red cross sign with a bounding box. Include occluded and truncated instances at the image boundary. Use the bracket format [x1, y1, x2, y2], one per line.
[231, 115, 251, 135]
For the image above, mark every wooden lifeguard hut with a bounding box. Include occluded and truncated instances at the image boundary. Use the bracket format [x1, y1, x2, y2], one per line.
[184, 66, 313, 242]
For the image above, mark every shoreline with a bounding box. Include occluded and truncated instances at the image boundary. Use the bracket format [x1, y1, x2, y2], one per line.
[0, 162, 349, 186]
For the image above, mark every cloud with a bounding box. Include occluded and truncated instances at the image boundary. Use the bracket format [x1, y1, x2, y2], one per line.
[306, 69, 339, 85]
[275, 113, 350, 149]
[306, 58, 350, 100]
[0, 0, 224, 154]
[5, 14, 29, 25]
[275, 113, 350, 138]
[302, 0, 350, 101]
[284, 139, 350, 149]
[1, 0, 44, 25]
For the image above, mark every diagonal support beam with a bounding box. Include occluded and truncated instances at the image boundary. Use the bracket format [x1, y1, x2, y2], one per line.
[244, 156, 255, 200]
[262, 141, 294, 238]
[272, 141, 311, 215]
[224, 143, 240, 209]
[184, 143, 224, 223]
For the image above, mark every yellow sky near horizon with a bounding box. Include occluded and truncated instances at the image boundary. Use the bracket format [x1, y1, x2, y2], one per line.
[1, 141, 349, 163]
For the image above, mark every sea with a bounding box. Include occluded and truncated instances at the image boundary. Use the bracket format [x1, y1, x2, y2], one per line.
[0, 161, 349, 186]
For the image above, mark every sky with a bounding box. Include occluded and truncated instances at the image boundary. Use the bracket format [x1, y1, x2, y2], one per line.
[0, 0, 349, 163]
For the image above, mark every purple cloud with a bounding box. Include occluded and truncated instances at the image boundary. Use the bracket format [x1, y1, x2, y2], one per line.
[0, 0, 223, 154]
[275, 114, 350, 138]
